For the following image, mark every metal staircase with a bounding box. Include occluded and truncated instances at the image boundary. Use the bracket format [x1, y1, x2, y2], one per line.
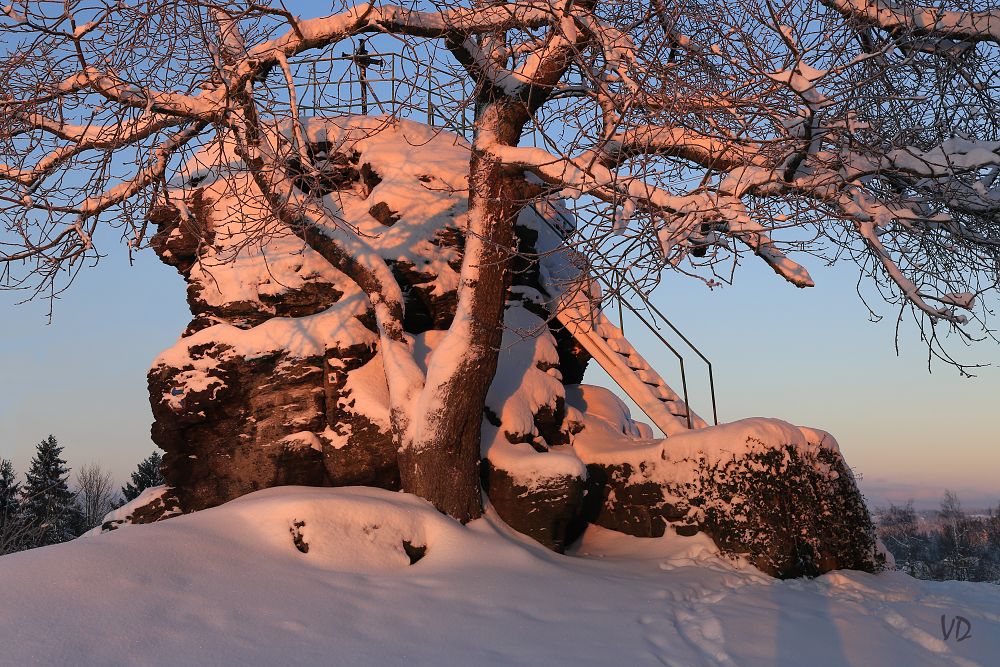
[555, 295, 708, 436]
[529, 203, 718, 437]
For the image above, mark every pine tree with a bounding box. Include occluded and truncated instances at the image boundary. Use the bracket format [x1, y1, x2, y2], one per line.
[121, 451, 164, 502]
[0, 458, 22, 554]
[20, 435, 83, 547]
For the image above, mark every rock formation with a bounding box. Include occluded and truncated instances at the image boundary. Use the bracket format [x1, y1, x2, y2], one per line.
[117, 116, 882, 576]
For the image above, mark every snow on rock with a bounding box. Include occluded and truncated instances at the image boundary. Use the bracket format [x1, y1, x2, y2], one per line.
[570, 412, 881, 577]
[138, 114, 879, 573]
[484, 303, 565, 447]
[2, 486, 998, 667]
[156, 115, 472, 327]
[565, 383, 651, 439]
[82, 485, 179, 535]
[154, 291, 375, 370]
[481, 419, 589, 553]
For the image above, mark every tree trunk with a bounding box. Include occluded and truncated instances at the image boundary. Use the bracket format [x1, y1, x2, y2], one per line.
[397, 104, 525, 522]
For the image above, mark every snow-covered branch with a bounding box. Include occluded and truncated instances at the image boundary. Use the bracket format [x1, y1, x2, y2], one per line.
[595, 126, 760, 172]
[822, 0, 1000, 44]
[1, 0, 998, 357]
[487, 136, 815, 288]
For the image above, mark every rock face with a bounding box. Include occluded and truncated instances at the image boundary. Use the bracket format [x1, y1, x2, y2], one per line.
[144, 118, 477, 514]
[571, 411, 884, 578]
[123, 116, 880, 577]
[481, 462, 587, 552]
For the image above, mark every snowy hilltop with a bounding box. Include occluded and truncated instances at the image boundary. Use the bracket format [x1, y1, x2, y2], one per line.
[1, 486, 997, 667]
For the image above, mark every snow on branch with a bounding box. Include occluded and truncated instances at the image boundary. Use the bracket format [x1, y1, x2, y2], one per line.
[487, 134, 815, 289]
[595, 126, 759, 172]
[822, 0, 1000, 44]
[0, 0, 998, 357]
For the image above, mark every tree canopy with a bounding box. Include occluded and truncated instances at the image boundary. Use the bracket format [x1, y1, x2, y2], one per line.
[2, 0, 999, 517]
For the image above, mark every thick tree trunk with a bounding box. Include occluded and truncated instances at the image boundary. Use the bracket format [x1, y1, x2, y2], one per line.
[397, 104, 525, 522]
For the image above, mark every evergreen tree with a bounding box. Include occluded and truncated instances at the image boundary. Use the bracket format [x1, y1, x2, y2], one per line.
[0, 458, 22, 554]
[121, 451, 164, 502]
[20, 435, 83, 547]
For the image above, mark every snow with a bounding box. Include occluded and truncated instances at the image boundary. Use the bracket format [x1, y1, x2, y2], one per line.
[170, 115, 471, 313]
[572, 414, 842, 484]
[278, 431, 325, 453]
[564, 383, 650, 439]
[155, 291, 376, 366]
[484, 304, 564, 442]
[3, 486, 997, 666]
[340, 350, 392, 431]
[481, 422, 588, 487]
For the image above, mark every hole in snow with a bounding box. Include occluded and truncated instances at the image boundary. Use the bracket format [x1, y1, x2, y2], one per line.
[290, 519, 309, 553]
[402, 540, 427, 565]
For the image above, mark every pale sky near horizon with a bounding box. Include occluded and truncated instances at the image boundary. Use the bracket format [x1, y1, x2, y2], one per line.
[1, 231, 997, 510]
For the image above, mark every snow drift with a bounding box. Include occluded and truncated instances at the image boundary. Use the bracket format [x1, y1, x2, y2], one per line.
[2, 487, 998, 666]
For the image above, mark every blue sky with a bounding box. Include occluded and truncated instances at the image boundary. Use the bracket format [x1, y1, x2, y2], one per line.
[2, 232, 997, 509]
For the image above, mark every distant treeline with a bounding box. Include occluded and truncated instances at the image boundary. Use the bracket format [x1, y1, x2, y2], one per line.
[1, 435, 163, 555]
[877, 491, 1000, 584]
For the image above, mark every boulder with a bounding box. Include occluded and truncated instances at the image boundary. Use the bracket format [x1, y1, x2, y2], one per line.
[482, 460, 587, 552]
[122, 117, 883, 580]
[572, 416, 884, 577]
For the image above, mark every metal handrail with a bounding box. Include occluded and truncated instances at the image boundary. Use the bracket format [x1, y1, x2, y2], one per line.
[531, 203, 719, 427]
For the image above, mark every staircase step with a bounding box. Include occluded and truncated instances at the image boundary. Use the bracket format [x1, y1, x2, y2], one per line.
[655, 387, 680, 401]
[605, 338, 629, 354]
[637, 369, 660, 384]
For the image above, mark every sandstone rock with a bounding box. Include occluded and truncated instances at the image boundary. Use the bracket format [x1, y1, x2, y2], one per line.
[573, 418, 884, 577]
[368, 201, 401, 226]
[581, 463, 687, 539]
[482, 461, 587, 552]
[149, 347, 330, 511]
[144, 119, 491, 515]
[697, 441, 882, 577]
[131, 118, 880, 580]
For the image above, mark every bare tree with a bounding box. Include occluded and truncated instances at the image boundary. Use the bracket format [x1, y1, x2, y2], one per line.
[74, 462, 119, 531]
[2, 0, 999, 520]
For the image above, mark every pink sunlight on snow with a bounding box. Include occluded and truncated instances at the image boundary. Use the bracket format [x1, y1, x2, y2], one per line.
[2, 486, 998, 666]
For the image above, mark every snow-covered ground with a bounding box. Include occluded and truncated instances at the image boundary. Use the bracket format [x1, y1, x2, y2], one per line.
[1, 487, 997, 666]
